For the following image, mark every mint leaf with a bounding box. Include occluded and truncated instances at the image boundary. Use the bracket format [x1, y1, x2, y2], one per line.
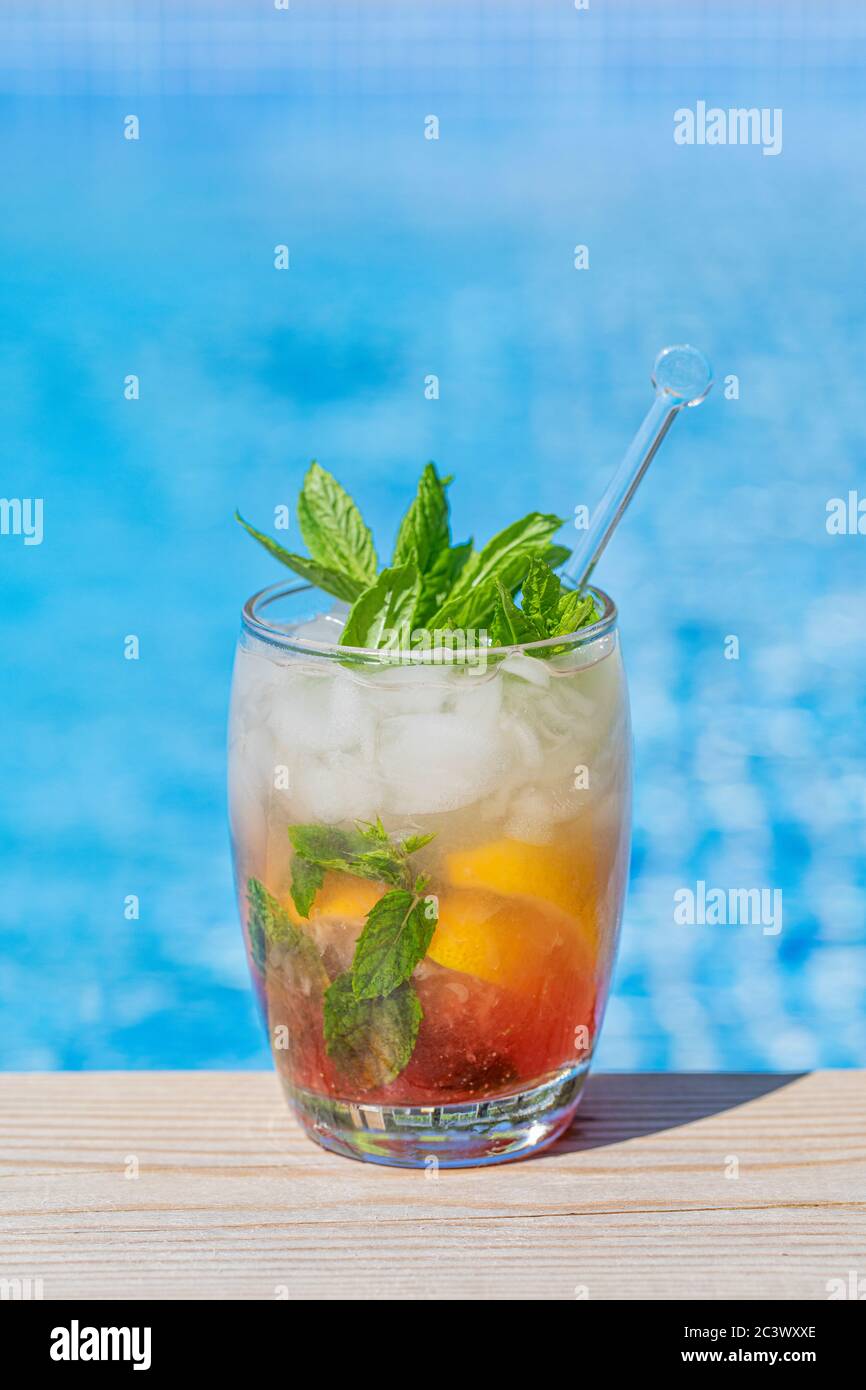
[430, 549, 546, 632]
[297, 462, 378, 587]
[543, 542, 571, 571]
[356, 817, 390, 846]
[522, 555, 561, 628]
[392, 464, 473, 626]
[247, 878, 328, 987]
[287, 821, 434, 890]
[323, 973, 422, 1088]
[401, 831, 435, 855]
[288, 829, 405, 887]
[346, 849, 408, 886]
[446, 539, 474, 583]
[392, 462, 450, 573]
[351, 888, 438, 1000]
[445, 512, 565, 602]
[484, 559, 600, 659]
[289, 856, 324, 918]
[340, 563, 421, 652]
[288, 823, 364, 864]
[424, 583, 485, 634]
[490, 579, 545, 647]
[246, 879, 270, 972]
[438, 539, 473, 603]
[553, 587, 599, 637]
[416, 539, 476, 626]
[235, 512, 364, 603]
[426, 513, 565, 633]
[284, 823, 436, 1079]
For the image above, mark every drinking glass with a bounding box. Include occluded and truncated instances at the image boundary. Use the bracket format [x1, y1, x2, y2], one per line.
[228, 580, 631, 1167]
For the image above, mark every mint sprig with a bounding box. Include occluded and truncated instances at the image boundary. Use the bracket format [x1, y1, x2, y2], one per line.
[351, 877, 438, 1000]
[234, 512, 364, 603]
[297, 461, 378, 587]
[446, 511, 566, 595]
[236, 461, 376, 602]
[340, 563, 421, 652]
[489, 555, 600, 651]
[246, 878, 329, 989]
[249, 822, 435, 1088]
[287, 820, 433, 910]
[390, 462, 473, 625]
[554, 586, 600, 636]
[236, 463, 578, 655]
[286, 819, 436, 1085]
[489, 579, 543, 646]
[522, 554, 562, 627]
[323, 974, 422, 1090]
[425, 513, 566, 631]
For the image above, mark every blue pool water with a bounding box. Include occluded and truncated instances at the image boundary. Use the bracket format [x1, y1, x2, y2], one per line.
[2, 2, 865, 1071]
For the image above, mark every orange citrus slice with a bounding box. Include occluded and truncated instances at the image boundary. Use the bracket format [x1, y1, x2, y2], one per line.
[444, 836, 598, 947]
[284, 871, 383, 924]
[427, 887, 580, 990]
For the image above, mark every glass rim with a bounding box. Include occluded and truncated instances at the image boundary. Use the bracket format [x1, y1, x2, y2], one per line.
[241, 579, 618, 662]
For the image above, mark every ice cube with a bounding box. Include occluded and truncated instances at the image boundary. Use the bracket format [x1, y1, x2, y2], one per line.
[474, 778, 513, 821]
[503, 785, 555, 844]
[268, 667, 335, 755]
[231, 649, 286, 731]
[289, 612, 347, 644]
[228, 735, 270, 851]
[499, 712, 544, 775]
[292, 752, 382, 824]
[444, 666, 503, 721]
[231, 724, 279, 803]
[378, 710, 508, 814]
[329, 668, 377, 755]
[500, 652, 551, 687]
[353, 662, 453, 718]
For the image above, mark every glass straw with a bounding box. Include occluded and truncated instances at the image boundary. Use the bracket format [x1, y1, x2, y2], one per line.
[563, 344, 714, 592]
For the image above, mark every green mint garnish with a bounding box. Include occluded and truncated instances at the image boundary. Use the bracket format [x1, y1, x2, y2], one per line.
[350, 879, 438, 1000]
[392, 461, 448, 572]
[234, 461, 376, 602]
[544, 542, 572, 572]
[426, 512, 565, 626]
[234, 511, 364, 603]
[391, 462, 473, 625]
[489, 556, 600, 651]
[236, 463, 578, 655]
[553, 586, 599, 638]
[246, 878, 328, 988]
[489, 578, 544, 646]
[287, 857, 325, 919]
[287, 820, 432, 908]
[391, 462, 449, 571]
[323, 974, 422, 1090]
[340, 563, 421, 652]
[286, 819, 436, 1085]
[296, 461, 378, 589]
[521, 553, 562, 628]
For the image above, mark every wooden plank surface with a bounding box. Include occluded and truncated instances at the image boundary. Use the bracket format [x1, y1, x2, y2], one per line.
[1, 1070, 864, 1300]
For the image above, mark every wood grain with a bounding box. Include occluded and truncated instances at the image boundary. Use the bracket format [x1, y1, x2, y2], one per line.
[1, 1071, 864, 1300]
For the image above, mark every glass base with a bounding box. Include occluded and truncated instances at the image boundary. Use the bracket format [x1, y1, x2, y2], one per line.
[281, 1061, 590, 1168]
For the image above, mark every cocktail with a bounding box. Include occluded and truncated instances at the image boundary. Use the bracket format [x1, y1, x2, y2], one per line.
[228, 347, 711, 1166]
[229, 467, 630, 1166]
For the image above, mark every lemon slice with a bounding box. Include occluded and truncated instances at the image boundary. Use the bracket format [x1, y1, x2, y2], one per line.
[283, 871, 383, 924]
[444, 836, 598, 946]
[427, 887, 581, 990]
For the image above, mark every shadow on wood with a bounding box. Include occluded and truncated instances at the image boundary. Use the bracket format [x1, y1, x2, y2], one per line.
[547, 1071, 807, 1155]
